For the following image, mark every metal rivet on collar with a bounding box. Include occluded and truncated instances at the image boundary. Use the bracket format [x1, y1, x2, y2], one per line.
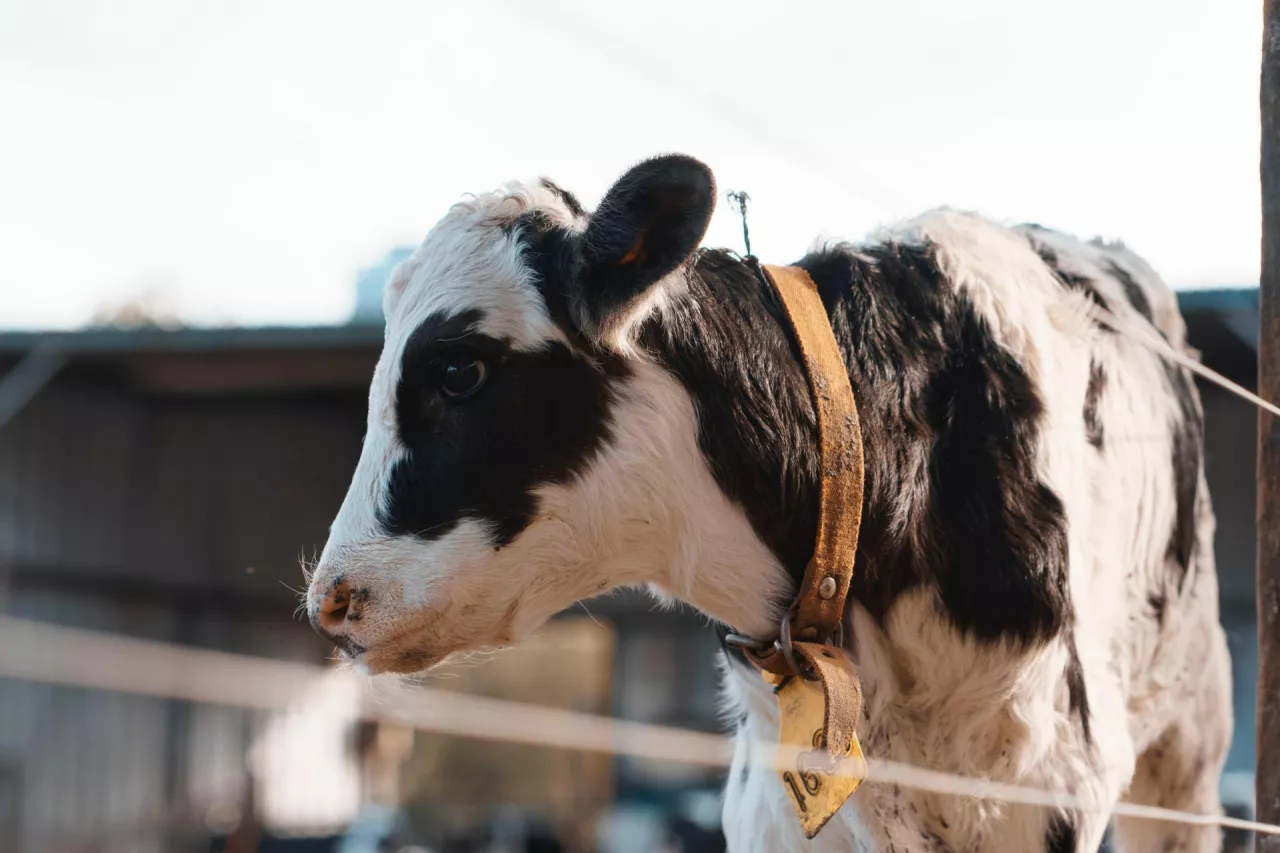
[819, 576, 838, 600]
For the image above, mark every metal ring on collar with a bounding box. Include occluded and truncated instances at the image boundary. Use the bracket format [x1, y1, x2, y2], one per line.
[776, 615, 819, 680]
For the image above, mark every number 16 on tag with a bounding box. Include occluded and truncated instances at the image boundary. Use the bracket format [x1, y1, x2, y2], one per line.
[766, 672, 868, 839]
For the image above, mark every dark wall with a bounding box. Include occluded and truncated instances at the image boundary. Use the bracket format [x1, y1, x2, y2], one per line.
[1200, 383, 1261, 790]
[0, 379, 367, 660]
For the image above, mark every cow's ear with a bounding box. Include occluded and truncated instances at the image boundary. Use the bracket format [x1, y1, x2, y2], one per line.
[573, 155, 716, 343]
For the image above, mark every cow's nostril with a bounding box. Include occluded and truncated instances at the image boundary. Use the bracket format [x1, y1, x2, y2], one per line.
[315, 580, 353, 634]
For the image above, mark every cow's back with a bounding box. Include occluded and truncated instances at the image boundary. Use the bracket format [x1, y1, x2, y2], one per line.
[724, 211, 1233, 852]
[1018, 223, 1225, 754]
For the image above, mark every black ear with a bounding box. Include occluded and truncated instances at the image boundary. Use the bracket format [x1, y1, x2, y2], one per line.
[574, 154, 716, 342]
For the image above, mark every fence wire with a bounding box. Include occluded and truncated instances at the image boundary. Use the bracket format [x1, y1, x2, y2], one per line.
[1, 614, 1276, 839]
[1098, 302, 1280, 419]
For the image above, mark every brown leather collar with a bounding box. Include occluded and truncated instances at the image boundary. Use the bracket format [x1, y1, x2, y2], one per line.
[726, 262, 870, 838]
[733, 262, 866, 677]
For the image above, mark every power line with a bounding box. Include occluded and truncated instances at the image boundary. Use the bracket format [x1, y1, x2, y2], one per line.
[492, 0, 912, 217]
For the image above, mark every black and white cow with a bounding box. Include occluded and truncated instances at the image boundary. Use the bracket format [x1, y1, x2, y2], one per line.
[307, 155, 1231, 853]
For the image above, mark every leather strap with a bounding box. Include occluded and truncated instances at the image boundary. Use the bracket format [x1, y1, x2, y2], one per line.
[733, 263, 869, 837]
[752, 264, 865, 674]
[794, 643, 864, 761]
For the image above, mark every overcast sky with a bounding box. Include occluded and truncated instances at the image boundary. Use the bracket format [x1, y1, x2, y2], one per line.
[0, 0, 1262, 330]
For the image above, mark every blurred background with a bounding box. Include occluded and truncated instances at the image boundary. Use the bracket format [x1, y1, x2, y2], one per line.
[0, 1, 1265, 851]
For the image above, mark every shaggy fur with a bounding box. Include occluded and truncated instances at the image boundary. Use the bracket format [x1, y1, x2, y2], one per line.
[308, 156, 1231, 852]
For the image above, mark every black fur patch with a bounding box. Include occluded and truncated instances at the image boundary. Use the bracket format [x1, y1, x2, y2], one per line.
[1026, 236, 1111, 314]
[1045, 814, 1078, 853]
[1106, 260, 1154, 323]
[381, 308, 619, 546]
[515, 211, 591, 347]
[643, 239, 1073, 646]
[1164, 362, 1203, 583]
[1084, 361, 1106, 450]
[800, 242, 1071, 644]
[516, 212, 634, 385]
[538, 178, 586, 219]
[1064, 634, 1092, 744]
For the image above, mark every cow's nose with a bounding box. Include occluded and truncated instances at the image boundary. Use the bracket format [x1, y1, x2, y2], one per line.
[311, 579, 362, 635]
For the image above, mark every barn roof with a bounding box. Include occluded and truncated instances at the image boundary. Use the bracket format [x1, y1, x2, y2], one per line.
[0, 322, 386, 398]
[0, 322, 384, 354]
[0, 284, 1261, 396]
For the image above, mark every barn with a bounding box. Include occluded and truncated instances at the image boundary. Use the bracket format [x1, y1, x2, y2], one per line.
[0, 280, 1261, 852]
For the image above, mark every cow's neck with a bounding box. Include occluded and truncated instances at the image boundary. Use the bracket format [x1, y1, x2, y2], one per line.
[636, 251, 826, 626]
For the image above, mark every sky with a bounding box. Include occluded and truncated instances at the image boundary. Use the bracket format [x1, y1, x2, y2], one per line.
[0, 0, 1263, 330]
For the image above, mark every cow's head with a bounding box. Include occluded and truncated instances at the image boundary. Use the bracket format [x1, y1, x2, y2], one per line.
[306, 155, 788, 673]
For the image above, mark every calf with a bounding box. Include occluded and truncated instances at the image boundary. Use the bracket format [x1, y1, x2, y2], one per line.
[307, 155, 1231, 852]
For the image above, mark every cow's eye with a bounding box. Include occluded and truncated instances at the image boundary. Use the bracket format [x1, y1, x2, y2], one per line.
[438, 349, 488, 399]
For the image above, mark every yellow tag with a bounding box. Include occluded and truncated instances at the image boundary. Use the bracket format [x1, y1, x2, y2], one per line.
[765, 671, 868, 839]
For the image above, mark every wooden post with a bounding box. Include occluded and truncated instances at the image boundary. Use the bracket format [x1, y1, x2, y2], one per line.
[1260, 0, 1280, 846]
